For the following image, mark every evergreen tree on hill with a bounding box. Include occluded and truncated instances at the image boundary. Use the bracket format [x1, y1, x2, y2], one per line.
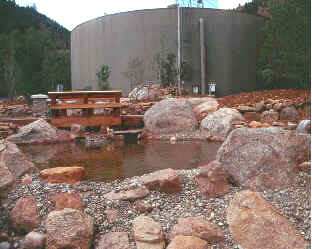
[0, 0, 71, 98]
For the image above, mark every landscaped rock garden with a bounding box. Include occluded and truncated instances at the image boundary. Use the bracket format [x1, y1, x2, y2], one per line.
[0, 89, 310, 249]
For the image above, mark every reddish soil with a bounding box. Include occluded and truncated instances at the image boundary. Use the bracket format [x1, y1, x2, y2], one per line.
[217, 89, 310, 108]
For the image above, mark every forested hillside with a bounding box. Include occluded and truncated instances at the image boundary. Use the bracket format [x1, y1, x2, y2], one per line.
[0, 0, 71, 98]
[239, 0, 310, 90]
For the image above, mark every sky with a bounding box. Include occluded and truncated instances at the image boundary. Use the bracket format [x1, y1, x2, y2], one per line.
[16, 0, 252, 31]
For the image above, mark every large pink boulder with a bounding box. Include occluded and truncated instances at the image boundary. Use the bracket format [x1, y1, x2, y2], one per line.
[216, 127, 310, 191]
[141, 168, 182, 193]
[46, 208, 94, 249]
[40, 166, 85, 184]
[227, 190, 307, 249]
[9, 196, 41, 233]
[195, 161, 231, 198]
[0, 140, 36, 178]
[143, 98, 197, 135]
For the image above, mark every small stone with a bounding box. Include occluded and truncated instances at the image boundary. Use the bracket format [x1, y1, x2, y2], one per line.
[0, 144, 5, 152]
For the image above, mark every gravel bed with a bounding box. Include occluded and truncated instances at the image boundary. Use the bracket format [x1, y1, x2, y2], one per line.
[1, 168, 310, 249]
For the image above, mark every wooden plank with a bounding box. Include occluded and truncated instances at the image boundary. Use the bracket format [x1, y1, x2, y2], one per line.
[50, 115, 122, 127]
[50, 103, 125, 110]
[48, 91, 122, 101]
[114, 129, 143, 135]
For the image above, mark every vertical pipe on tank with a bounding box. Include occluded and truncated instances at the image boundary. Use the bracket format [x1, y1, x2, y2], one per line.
[177, 5, 181, 95]
[199, 18, 206, 94]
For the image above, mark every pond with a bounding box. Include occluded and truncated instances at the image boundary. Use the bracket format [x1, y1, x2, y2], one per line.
[19, 140, 222, 182]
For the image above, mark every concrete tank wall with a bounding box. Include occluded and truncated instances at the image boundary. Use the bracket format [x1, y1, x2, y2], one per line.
[181, 8, 265, 96]
[71, 8, 178, 94]
[71, 8, 265, 96]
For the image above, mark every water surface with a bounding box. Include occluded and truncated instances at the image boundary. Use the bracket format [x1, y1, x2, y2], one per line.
[20, 140, 222, 181]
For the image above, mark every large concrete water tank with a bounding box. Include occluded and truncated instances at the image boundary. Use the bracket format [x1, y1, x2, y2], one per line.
[71, 7, 265, 96]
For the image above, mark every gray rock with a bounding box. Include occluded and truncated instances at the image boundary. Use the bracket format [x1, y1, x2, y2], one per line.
[200, 108, 245, 137]
[216, 127, 310, 191]
[129, 84, 162, 101]
[144, 98, 197, 135]
[7, 119, 57, 144]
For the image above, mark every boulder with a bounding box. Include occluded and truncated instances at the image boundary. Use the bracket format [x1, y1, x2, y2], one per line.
[103, 186, 150, 201]
[296, 120, 311, 134]
[200, 108, 245, 138]
[280, 105, 300, 121]
[194, 161, 231, 198]
[7, 119, 73, 144]
[216, 127, 310, 191]
[129, 84, 162, 102]
[169, 216, 224, 242]
[260, 110, 279, 123]
[0, 140, 36, 178]
[40, 166, 85, 184]
[49, 192, 85, 211]
[7, 119, 57, 144]
[9, 196, 41, 233]
[227, 190, 307, 249]
[133, 215, 164, 249]
[166, 235, 208, 249]
[22, 231, 46, 249]
[192, 98, 219, 120]
[143, 98, 197, 135]
[96, 232, 131, 249]
[46, 208, 94, 249]
[141, 168, 182, 193]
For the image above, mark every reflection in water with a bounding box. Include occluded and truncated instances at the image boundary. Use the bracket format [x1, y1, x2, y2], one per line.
[19, 140, 222, 182]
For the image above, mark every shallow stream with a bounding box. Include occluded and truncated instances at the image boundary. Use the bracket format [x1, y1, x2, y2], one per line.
[19, 140, 222, 181]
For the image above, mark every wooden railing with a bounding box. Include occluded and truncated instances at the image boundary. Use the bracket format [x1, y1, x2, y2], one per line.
[48, 91, 123, 127]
